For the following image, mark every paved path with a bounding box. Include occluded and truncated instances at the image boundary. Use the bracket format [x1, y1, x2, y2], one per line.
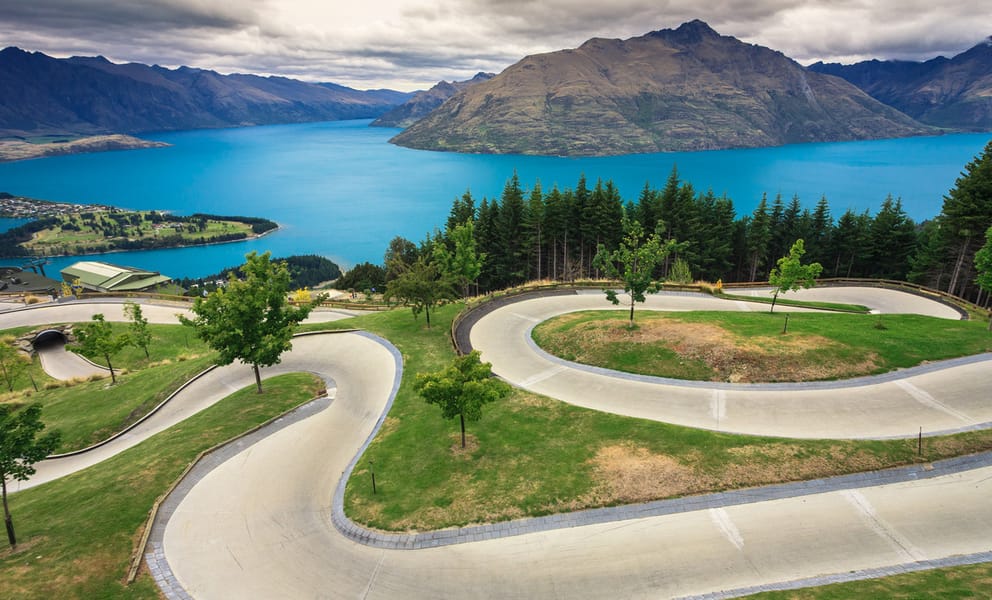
[470, 289, 990, 439]
[5, 291, 990, 598]
[10, 300, 357, 492]
[36, 339, 108, 380]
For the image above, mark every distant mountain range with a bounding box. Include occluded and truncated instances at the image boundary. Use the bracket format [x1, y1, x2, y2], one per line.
[808, 38, 992, 131]
[371, 72, 495, 128]
[0, 47, 412, 138]
[391, 20, 933, 156]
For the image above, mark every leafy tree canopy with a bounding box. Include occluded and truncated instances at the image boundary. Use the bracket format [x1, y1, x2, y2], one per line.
[180, 251, 316, 392]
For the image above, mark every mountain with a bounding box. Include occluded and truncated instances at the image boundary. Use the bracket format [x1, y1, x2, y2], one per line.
[808, 38, 992, 131]
[391, 20, 931, 156]
[0, 47, 414, 138]
[371, 72, 495, 128]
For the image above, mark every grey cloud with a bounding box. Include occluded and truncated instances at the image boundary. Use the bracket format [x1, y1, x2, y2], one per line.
[0, 0, 259, 31]
[0, 1, 989, 90]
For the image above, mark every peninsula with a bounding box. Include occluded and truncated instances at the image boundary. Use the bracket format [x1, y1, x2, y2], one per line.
[0, 135, 169, 163]
[0, 194, 277, 257]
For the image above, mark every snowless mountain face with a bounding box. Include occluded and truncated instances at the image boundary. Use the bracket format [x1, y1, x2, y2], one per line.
[372, 72, 495, 128]
[391, 20, 932, 156]
[809, 38, 992, 132]
[0, 47, 412, 138]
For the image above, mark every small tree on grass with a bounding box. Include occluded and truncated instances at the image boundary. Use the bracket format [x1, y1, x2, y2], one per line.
[0, 337, 29, 393]
[180, 251, 317, 393]
[592, 218, 678, 323]
[768, 239, 823, 313]
[386, 256, 456, 329]
[1, 404, 60, 547]
[76, 314, 129, 383]
[415, 351, 511, 448]
[975, 225, 992, 330]
[123, 301, 151, 359]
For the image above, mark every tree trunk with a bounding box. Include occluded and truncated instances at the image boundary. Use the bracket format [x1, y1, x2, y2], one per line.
[0, 360, 11, 392]
[2, 478, 14, 547]
[629, 296, 635, 323]
[947, 237, 971, 297]
[253, 363, 263, 393]
[770, 291, 779, 313]
[106, 354, 116, 384]
[425, 305, 432, 329]
[143, 345, 149, 359]
[459, 413, 466, 448]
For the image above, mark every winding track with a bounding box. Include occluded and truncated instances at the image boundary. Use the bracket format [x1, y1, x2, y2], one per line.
[7, 290, 992, 598]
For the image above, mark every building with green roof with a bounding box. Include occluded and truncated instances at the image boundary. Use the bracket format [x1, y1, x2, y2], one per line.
[60, 261, 172, 293]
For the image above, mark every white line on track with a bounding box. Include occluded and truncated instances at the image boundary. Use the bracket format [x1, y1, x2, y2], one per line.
[709, 508, 745, 551]
[894, 380, 976, 424]
[519, 365, 569, 387]
[710, 389, 727, 424]
[841, 490, 927, 562]
[512, 312, 543, 323]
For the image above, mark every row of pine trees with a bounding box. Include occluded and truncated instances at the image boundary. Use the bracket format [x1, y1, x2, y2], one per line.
[344, 141, 992, 306]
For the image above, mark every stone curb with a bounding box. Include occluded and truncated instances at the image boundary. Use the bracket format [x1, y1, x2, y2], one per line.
[330, 448, 992, 551]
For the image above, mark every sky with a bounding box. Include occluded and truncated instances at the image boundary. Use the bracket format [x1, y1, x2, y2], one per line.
[1, 0, 989, 91]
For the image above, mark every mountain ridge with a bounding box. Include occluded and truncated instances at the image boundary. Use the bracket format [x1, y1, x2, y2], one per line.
[371, 72, 495, 128]
[0, 47, 413, 138]
[808, 38, 992, 131]
[390, 20, 933, 156]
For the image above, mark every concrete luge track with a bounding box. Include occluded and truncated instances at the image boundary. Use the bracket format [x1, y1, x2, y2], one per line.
[470, 288, 991, 439]
[4, 292, 991, 598]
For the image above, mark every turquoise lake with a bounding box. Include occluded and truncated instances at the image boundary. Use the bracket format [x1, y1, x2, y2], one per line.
[0, 119, 990, 279]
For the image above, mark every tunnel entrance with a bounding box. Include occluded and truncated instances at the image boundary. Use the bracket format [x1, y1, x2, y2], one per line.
[32, 329, 69, 351]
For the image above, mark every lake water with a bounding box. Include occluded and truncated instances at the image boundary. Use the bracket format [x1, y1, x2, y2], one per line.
[0, 119, 989, 279]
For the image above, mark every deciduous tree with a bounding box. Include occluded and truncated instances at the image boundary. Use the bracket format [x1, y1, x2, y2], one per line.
[123, 301, 152, 359]
[0, 337, 28, 393]
[592, 218, 678, 323]
[75, 313, 129, 383]
[180, 251, 316, 393]
[415, 351, 510, 448]
[768, 239, 823, 313]
[1, 404, 60, 547]
[386, 256, 456, 329]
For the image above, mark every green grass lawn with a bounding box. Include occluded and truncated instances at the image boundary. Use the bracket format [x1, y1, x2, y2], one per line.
[37, 356, 216, 452]
[532, 311, 992, 382]
[0, 372, 324, 600]
[744, 561, 992, 599]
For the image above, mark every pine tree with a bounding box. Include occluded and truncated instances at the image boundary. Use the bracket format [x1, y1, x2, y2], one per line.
[746, 195, 773, 281]
[869, 195, 917, 280]
[940, 141, 992, 298]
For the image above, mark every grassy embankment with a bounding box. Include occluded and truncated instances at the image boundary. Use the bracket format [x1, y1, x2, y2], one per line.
[532, 310, 992, 383]
[0, 322, 214, 452]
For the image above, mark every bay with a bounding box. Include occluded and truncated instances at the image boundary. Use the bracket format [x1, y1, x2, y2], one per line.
[0, 119, 989, 279]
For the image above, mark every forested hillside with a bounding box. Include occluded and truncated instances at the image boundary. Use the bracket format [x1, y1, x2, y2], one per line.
[357, 140, 992, 306]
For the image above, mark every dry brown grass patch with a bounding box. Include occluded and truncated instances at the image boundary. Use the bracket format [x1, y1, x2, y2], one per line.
[585, 443, 712, 504]
[450, 433, 479, 456]
[567, 317, 881, 382]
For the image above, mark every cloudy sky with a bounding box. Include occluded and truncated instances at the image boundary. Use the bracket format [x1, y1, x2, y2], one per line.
[1, 0, 989, 90]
